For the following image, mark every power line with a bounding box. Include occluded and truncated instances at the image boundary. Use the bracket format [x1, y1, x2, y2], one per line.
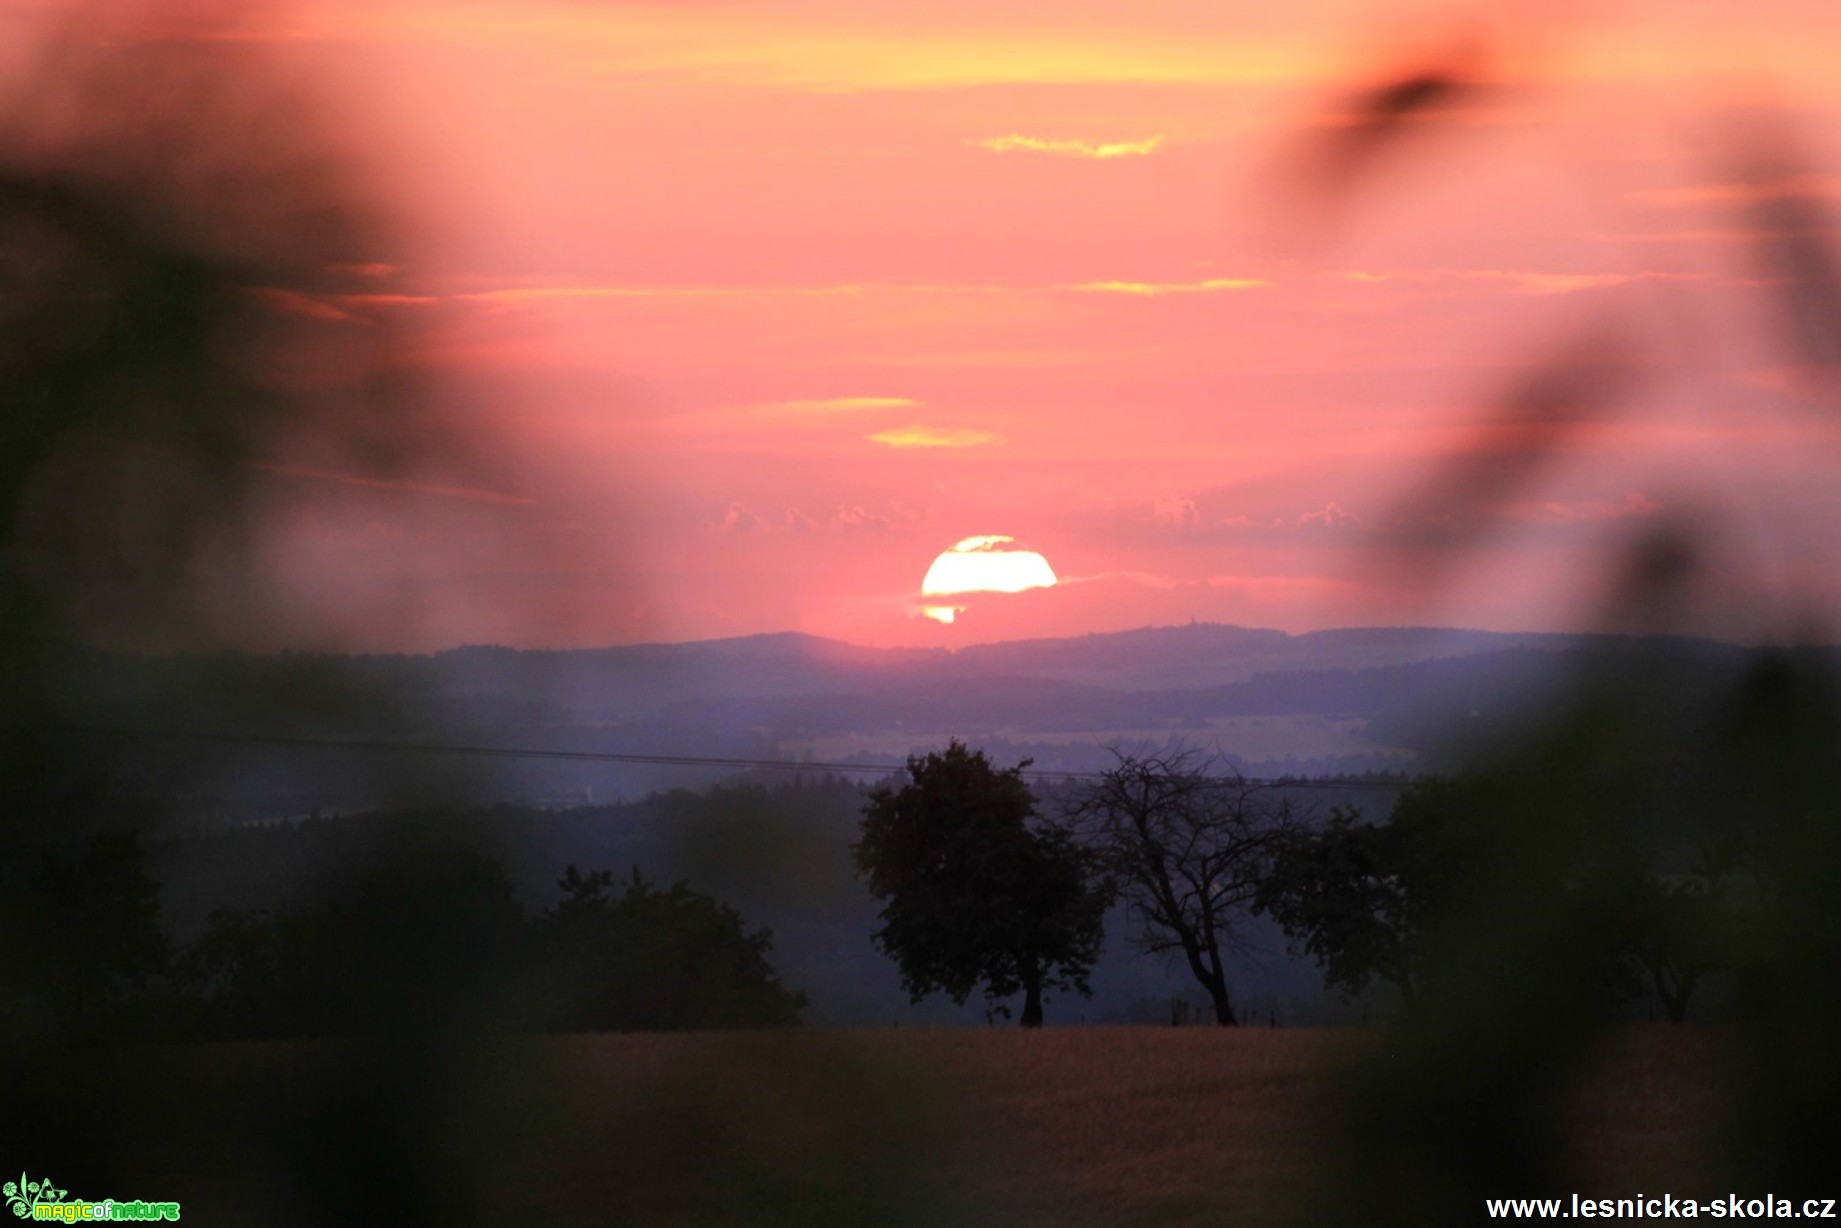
[72, 726, 1415, 791]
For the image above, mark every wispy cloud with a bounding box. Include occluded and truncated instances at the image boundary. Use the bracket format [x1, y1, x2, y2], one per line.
[713, 502, 768, 534]
[1203, 574, 1358, 600]
[866, 426, 1001, 449]
[251, 288, 359, 323]
[667, 396, 922, 434]
[711, 501, 913, 535]
[429, 278, 1280, 309]
[1147, 501, 1368, 535]
[1589, 227, 1839, 246]
[1053, 570, 1184, 590]
[974, 134, 1165, 160]
[1152, 496, 1200, 528]
[1060, 570, 1358, 602]
[254, 463, 534, 506]
[584, 31, 1333, 93]
[1628, 175, 1841, 209]
[1339, 269, 1703, 295]
[454, 284, 871, 306]
[832, 504, 893, 532]
[775, 397, 920, 413]
[340, 293, 442, 308]
[327, 262, 400, 282]
[1065, 278, 1269, 296]
[254, 6, 1333, 91]
[1297, 501, 1364, 530]
[1499, 492, 1663, 526]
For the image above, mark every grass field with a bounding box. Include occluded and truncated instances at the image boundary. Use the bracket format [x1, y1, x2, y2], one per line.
[25, 1025, 1736, 1226]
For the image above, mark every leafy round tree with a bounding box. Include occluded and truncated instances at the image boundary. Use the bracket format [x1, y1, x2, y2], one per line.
[854, 740, 1107, 1027]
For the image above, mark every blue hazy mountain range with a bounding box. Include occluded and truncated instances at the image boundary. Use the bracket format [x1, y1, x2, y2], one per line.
[58, 622, 1768, 816]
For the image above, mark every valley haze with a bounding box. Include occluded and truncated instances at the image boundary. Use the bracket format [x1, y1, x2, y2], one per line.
[65, 620, 1782, 809]
[68, 618, 1785, 1028]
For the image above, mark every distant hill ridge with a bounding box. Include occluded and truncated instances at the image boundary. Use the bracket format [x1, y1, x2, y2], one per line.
[51, 621, 1803, 816]
[63, 621, 1750, 721]
[418, 623, 1707, 702]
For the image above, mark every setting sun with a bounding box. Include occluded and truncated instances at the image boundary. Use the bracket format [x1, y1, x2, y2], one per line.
[920, 536, 1058, 623]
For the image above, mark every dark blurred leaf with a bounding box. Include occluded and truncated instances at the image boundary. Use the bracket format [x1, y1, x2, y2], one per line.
[1725, 112, 1841, 404]
[1273, 47, 1487, 247]
[1378, 328, 1639, 589]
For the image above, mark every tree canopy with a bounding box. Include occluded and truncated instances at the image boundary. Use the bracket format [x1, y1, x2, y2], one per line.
[1072, 747, 1296, 1026]
[532, 865, 806, 1031]
[854, 741, 1107, 1027]
[1255, 806, 1429, 1011]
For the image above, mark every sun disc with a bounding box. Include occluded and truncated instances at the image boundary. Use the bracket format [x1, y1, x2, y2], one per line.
[920, 536, 1058, 607]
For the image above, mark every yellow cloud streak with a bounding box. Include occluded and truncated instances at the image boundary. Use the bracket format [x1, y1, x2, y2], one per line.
[616, 38, 1329, 92]
[181, 4, 1841, 94]
[329, 5, 1337, 90]
[866, 426, 1001, 449]
[1066, 278, 1270, 295]
[976, 135, 1164, 159]
[779, 397, 921, 412]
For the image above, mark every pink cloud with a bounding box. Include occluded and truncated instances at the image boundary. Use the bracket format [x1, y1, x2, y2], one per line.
[713, 502, 768, 534]
[1151, 496, 1200, 527]
[1297, 501, 1363, 530]
[1499, 492, 1663, 526]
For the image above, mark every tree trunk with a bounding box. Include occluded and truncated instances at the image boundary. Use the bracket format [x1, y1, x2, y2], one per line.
[1020, 969, 1044, 1028]
[1207, 979, 1238, 1027]
[1656, 968, 1697, 1024]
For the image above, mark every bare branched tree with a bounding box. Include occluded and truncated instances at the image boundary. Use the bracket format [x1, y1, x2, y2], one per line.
[1070, 746, 1299, 1027]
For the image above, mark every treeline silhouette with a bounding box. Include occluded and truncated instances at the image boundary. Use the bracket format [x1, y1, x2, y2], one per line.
[860, 734, 1769, 1031]
[8, 829, 804, 1043]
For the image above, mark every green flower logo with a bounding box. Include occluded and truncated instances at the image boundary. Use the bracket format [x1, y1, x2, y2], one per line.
[4, 1174, 67, 1219]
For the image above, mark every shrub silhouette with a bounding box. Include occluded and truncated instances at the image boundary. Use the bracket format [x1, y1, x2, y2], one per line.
[531, 865, 806, 1031]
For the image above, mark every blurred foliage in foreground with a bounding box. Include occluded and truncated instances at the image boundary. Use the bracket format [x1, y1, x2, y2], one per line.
[1259, 6, 1841, 1216]
[5, 2, 1841, 1225]
[7, 834, 805, 1043]
[1271, 648, 1841, 1222]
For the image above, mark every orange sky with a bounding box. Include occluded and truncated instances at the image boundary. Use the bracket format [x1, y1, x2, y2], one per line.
[13, 0, 1841, 650]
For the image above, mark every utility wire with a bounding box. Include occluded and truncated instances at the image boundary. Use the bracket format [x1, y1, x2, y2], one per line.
[73, 725, 1415, 791]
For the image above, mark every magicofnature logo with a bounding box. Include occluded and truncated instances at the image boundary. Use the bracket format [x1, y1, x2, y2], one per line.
[5, 1175, 65, 1219]
[4, 1174, 180, 1222]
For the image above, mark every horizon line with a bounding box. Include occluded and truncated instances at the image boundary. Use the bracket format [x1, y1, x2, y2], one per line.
[63, 619, 1806, 660]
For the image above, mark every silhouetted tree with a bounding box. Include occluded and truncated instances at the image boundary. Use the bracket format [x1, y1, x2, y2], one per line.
[1574, 844, 1745, 1024]
[1072, 747, 1296, 1026]
[1257, 806, 1430, 1011]
[1259, 772, 1658, 1018]
[531, 865, 805, 1031]
[855, 741, 1107, 1027]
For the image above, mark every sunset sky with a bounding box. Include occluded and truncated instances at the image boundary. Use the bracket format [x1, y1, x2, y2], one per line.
[13, 0, 1841, 651]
